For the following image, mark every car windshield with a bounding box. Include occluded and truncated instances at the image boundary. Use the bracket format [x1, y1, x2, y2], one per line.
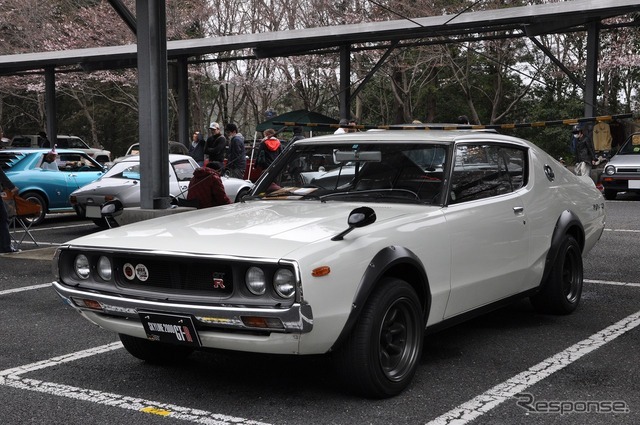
[617, 134, 640, 155]
[252, 142, 448, 204]
[103, 161, 142, 180]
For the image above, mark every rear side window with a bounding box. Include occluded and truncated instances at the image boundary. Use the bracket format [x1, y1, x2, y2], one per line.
[449, 143, 527, 204]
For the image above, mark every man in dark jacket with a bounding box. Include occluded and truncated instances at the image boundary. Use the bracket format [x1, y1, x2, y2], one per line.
[572, 123, 596, 177]
[188, 131, 205, 166]
[205, 122, 226, 163]
[256, 128, 282, 169]
[186, 161, 231, 209]
[225, 123, 246, 179]
[1, 168, 19, 253]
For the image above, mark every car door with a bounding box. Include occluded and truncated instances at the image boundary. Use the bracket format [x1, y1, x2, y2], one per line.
[442, 143, 530, 318]
[169, 158, 196, 198]
[57, 153, 104, 208]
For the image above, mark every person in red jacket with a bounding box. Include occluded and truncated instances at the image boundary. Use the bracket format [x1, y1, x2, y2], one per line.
[186, 162, 231, 209]
[256, 128, 282, 169]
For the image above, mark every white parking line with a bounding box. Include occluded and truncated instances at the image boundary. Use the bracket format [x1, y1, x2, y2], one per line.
[0, 283, 52, 296]
[0, 343, 271, 425]
[426, 309, 640, 425]
[585, 279, 640, 288]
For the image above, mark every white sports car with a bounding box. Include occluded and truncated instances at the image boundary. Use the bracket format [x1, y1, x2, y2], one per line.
[53, 129, 605, 398]
[69, 154, 253, 227]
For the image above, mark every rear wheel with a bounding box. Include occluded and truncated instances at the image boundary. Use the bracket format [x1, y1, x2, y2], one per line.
[119, 334, 194, 363]
[531, 235, 583, 315]
[333, 278, 424, 398]
[234, 187, 251, 203]
[20, 192, 47, 226]
[603, 189, 617, 200]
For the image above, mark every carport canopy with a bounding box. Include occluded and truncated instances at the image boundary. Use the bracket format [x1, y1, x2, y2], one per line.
[255, 110, 338, 132]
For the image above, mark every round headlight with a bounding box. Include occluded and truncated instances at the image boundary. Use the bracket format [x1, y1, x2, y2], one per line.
[96, 256, 112, 281]
[273, 269, 296, 299]
[74, 255, 91, 280]
[246, 267, 266, 295]
[605, 165, 615, 175]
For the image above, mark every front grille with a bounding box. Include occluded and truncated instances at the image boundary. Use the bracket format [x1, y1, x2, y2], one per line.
[617, 167, 640, 173]
[113, 256, 233, 296]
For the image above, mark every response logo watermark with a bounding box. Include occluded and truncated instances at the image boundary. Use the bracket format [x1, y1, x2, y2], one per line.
[515, 393, 630, 415]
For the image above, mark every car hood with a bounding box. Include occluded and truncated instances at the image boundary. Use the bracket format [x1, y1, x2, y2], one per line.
[608, 154, 640, 167]
[65, 200, 431, 258]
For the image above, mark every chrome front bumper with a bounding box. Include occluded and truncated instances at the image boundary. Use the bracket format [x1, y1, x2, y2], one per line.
[52, 281, 314, 334]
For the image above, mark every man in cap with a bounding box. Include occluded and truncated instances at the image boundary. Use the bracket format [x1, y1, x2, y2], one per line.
[204, 122, 227, 163]
[572, 123, 596, 177]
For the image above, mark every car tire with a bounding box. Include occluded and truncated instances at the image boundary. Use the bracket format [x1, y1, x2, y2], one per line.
[234, 187, 251, 203]
[333, 278, 424, 398]
[603, 189, 617, 200]
[531, 235, 583, 315]
[73, 205, 86, 219]
[20, 192, 47, 226]
[119, 334, 194, 363]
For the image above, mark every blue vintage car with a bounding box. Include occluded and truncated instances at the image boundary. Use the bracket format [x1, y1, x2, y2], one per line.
[0, 148, 104, 225]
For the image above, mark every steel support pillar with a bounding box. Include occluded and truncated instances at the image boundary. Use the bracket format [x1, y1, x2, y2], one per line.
[44, 67, 57, 143]
[584, 21, 599, 117]
[176, 57, 190, 149]
[136, 0, 170, 209]
[339, 45, 351, 120]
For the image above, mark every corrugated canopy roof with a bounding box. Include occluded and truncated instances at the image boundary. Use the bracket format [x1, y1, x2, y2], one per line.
[0, 0, 639, 76]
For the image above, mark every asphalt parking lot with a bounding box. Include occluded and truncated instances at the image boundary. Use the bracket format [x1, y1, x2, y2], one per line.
[1, 195, 639, 425]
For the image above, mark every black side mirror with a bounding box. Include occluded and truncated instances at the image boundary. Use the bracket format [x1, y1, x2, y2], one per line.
[331, 206, 376, 241]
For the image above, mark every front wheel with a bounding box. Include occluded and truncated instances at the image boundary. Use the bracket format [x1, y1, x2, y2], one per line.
[333, 278, 424, 398]
[531, 235, 583, 315]
[119, 334, 194, 364]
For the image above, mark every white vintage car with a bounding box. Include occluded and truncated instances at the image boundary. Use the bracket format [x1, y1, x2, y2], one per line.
[53, 129, 605, 398]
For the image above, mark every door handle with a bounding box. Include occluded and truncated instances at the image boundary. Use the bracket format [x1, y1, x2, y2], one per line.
[513, 206, 524, 214]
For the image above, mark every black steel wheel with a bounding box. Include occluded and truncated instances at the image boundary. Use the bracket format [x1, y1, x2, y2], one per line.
[119, 333, 194, 363]
[334, 278, 424, 398]
[531, 235, 583, 315]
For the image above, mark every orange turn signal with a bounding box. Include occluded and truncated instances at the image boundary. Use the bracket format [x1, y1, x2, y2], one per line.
[311, 266, 331, 277]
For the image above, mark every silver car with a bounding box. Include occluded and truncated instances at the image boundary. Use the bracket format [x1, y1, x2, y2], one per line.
[70, 154, 253, 226]
[601, 132, 640, 200]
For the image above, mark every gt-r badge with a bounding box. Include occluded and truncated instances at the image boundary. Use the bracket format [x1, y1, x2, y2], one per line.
[212, 273, 225, 289]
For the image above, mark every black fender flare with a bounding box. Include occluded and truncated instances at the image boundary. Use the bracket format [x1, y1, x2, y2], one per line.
[540, 210, 585, 286]
[329, 245, 431, 352]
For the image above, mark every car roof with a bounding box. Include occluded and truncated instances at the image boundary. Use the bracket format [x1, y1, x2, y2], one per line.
[1, 148, 89, 154]
[294, 129, 530, 147]
[117, 154, 194, 162]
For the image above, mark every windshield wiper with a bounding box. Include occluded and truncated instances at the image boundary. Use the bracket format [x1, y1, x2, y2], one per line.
[320, 189, 425, 203]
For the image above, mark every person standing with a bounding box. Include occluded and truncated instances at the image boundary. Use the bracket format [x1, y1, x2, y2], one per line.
[186, 161, 231, 208]
[572, 123, 596, 177]
[1, 167, 19, 253]
[188, 131, 205, 166]
[256, 128, 282, 169]
[205, 122, 226, 163]
[225, 123, 246, 179]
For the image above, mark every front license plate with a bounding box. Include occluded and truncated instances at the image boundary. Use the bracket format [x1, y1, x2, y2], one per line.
[139, 312, 201, 347]
[629, 180, 640, 189]
[85, 205, 101, 218]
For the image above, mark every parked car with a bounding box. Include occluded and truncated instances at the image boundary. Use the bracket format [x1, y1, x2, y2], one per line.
[600, 132, 640, 200]
[0, 149, 104, 225]
[53, 129, 605, 398]
[69, 154, 253, 227]
[10, 134, 111, 164]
